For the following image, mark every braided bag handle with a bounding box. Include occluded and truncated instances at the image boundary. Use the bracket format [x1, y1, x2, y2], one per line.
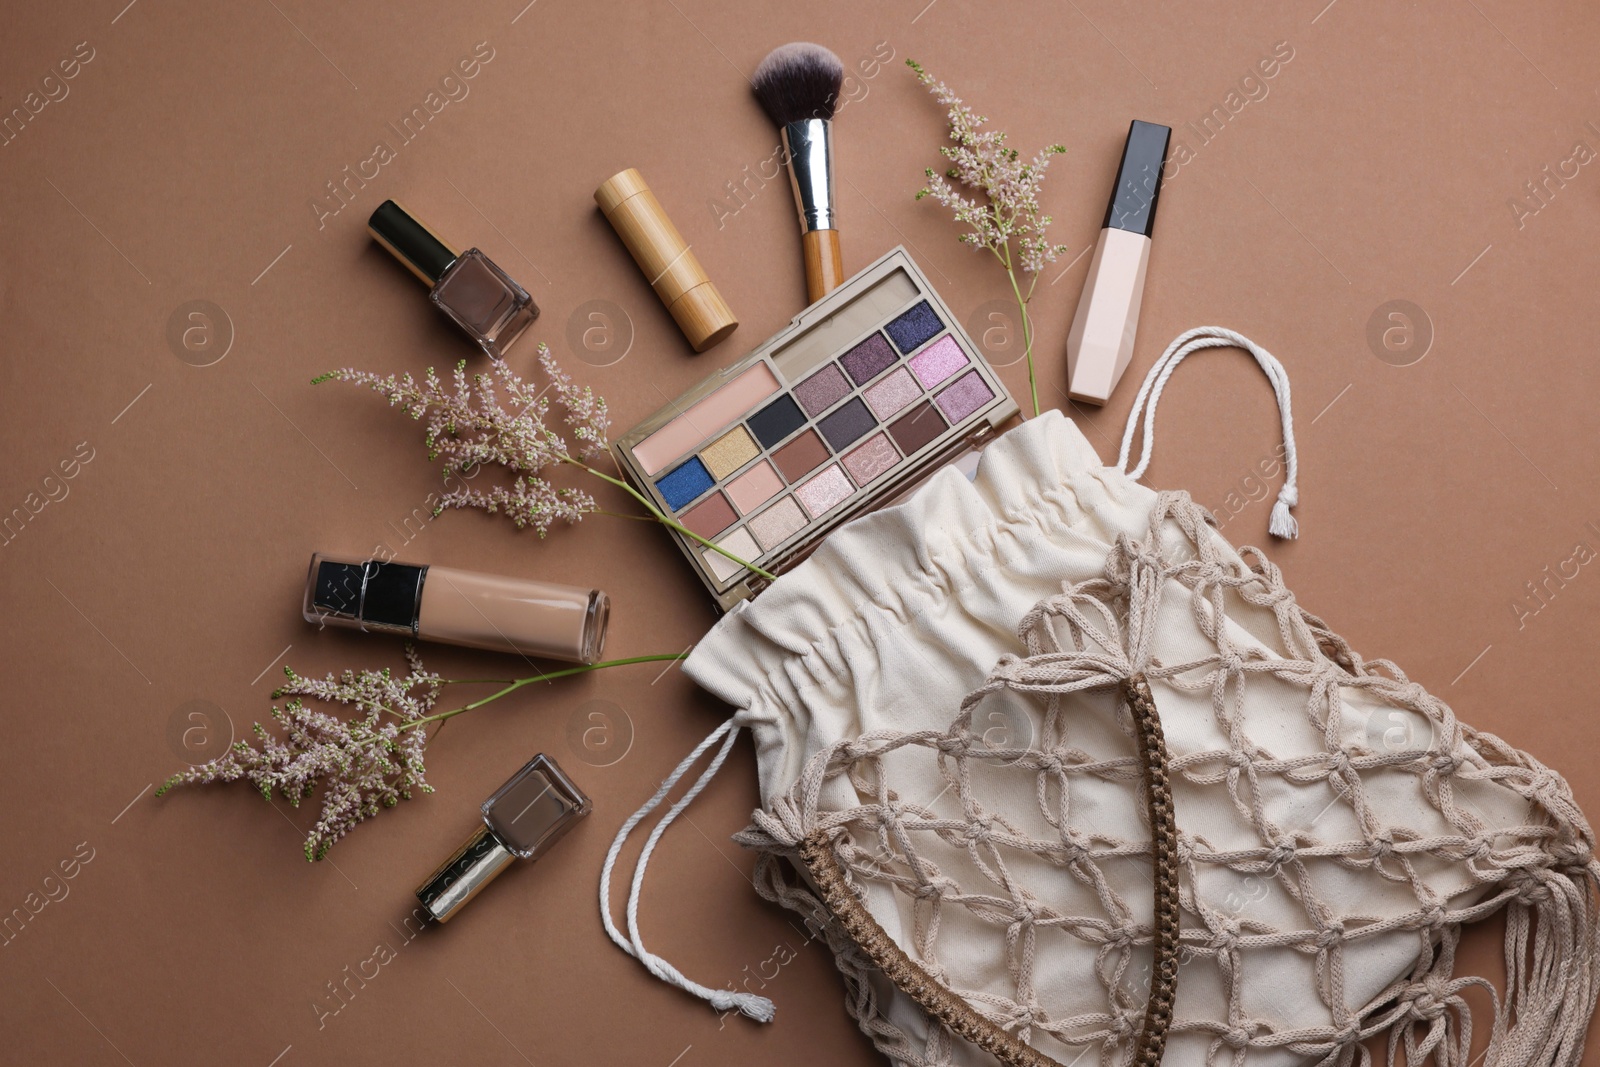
[796, 673, 1180, 1067]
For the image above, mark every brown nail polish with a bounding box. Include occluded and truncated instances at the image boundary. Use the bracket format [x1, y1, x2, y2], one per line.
[368, 199, 538, 358]
[415, 754, 591, 922]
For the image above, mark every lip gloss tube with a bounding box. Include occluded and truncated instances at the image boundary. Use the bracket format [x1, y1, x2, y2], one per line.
[302, 553, 609, 664]
[1065, 120, 1172, 405]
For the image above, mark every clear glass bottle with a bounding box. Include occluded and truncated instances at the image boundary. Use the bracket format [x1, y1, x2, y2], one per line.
[302, 552, 609, 664]
[415, 754, 591, 922]
[368, 199, 537, 357]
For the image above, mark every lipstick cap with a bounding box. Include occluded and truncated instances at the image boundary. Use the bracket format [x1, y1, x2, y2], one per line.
[595, 168, 738, 353]
[1101, 121, 1172, 238]
[369, 200, 460, 287]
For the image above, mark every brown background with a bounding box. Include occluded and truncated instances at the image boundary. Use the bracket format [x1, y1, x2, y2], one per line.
[4, 0, 1599, 1063]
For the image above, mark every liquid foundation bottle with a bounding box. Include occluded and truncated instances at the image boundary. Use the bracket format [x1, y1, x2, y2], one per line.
[368, 199, 538, 358]
[416, 753, 591, 922]
[1065, 120, 1172, 405]
[303, 553, 609, 664]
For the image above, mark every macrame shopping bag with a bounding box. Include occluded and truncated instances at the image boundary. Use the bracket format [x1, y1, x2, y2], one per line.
[602, 329, 1600, 1067]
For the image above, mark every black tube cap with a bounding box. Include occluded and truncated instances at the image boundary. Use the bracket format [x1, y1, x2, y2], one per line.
[369, 200, 458, 287]
[1101, 120, 1172, 238]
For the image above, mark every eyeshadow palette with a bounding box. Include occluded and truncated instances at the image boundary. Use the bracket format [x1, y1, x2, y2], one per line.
[614, 248, 1019, 609]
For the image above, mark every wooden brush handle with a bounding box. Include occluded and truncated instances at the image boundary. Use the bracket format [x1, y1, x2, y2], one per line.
[803, 229, 845, 303]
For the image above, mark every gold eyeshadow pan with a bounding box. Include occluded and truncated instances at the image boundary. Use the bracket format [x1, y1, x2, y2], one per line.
[613, 247, 1019, 610]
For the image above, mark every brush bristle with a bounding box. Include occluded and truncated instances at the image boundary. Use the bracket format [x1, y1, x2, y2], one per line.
[751, 42, 844, 126]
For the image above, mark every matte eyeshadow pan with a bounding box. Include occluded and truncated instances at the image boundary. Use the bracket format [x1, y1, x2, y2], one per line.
[840, 333, 897, 385]
[817, 397, 876, 451]
[794, 364, 850, 416]
[748, 495, 807, 551]
[795, 464, 853, 519]
[701, 425, 759, 479]
[909, 334, 969, 389]
[727, 460, 783, 514]
[747, 394, 806, 448]
[656, 457, 714, 511]
[704, 527, 759, 583]
[885, 300, 943, 353]
[842, 433, 900, 486]
[863, 367, 921, 420]
[679, 492, 736, 539]
[935, 370, 996, 423]
[888, 401, 948, 455]
[772, 429, 830, 482]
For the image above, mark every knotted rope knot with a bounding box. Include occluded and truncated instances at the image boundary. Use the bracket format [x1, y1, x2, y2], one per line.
[1324, 749, 1352, 776]
[1331, 1021, 1363, 1047]
[1106, 926, 1137, 953]
[964, 817, 997, 846]
[1550, 839, 1594, 869]
[1429, 752, 1463, 776]
[1222, 1021, 1262, 1049]
[1218, 650, 1249, 677]
[911, 877, 954, 901]
[1107, 1008, 1138, 1039]
[1510, 871, 1554, 906]
[1465, 835, 1495, 861]
[1420, 903, 1449, 930]
[1313, 920, 1346, 951]
[708, 988, 779, 1022]
[1209, 918, 1242, 952]
[1401, 976, 1452, 1022]
[1226, 748, 1255, 769]
[1264, 841, 1297, 870]
[1368, 830, 1396, 861]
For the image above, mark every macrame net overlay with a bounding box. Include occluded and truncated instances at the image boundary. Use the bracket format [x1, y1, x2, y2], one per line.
[739, 493, 1600, 1067]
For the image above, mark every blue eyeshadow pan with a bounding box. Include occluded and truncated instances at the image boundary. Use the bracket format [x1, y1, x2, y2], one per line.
[885, 300, 943, 353]
[656, 457, 714, 510]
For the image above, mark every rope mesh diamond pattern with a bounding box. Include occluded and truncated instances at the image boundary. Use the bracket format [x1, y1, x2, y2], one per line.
[738, 492, 1600, 1067]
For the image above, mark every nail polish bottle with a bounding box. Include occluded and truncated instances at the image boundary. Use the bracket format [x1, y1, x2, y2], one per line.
[416, 753, 591, 922]
[1065, 120, 1172, 405]
[368, 199, 538, 357]
[303, 553, 609, 664]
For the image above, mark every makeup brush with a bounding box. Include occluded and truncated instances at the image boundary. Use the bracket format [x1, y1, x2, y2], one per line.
[752, 42, 845, 303]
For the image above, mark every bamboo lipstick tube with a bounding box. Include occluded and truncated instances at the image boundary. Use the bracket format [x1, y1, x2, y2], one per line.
[595, 168, 738, 353]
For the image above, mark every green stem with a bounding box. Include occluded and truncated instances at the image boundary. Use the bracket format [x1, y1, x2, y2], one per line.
[570, 459, 779, 581]
[997, 243, 1040, 418]
[401, 653, 686, 731]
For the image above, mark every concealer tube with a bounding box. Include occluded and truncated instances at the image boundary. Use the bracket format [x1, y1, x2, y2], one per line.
[1065, 120, 1172, 405]
[595, 168, 738, 353]
[303, 553, 609, 664]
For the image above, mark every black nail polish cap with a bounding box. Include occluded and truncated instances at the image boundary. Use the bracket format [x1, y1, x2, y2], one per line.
[1101, 120, 1172, 238]
[368, 200, 459, 287]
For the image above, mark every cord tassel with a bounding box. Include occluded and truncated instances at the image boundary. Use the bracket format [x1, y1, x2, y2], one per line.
[1117, 326, 1301, 540]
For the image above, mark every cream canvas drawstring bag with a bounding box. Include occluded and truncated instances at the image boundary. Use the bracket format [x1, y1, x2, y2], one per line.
[602, 328, 1600, 1067]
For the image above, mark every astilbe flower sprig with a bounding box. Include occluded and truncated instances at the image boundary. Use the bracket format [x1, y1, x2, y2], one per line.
[313, 344, 774, 579]
[908, 59, 1069, 418]
[156, 649, 684, 861]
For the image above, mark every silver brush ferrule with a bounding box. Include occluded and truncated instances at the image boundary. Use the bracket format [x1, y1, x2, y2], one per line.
[780, 118, 835, 233]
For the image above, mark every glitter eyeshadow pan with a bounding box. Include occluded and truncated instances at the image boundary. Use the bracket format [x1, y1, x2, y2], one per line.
[885, 300, 943, 353]
[935, 370, 996, 423]
[794, 364, 850, 416]
[840, 333, 896, 385]
[748, 495, 806, 550]
[795, 464, 853, 518]
[701, 425, 759, 479]
[842, 433, 900, 486]
[909, 335, 969, 389]
[657, 457, 713, 510]
[863, 367, 920, 420]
